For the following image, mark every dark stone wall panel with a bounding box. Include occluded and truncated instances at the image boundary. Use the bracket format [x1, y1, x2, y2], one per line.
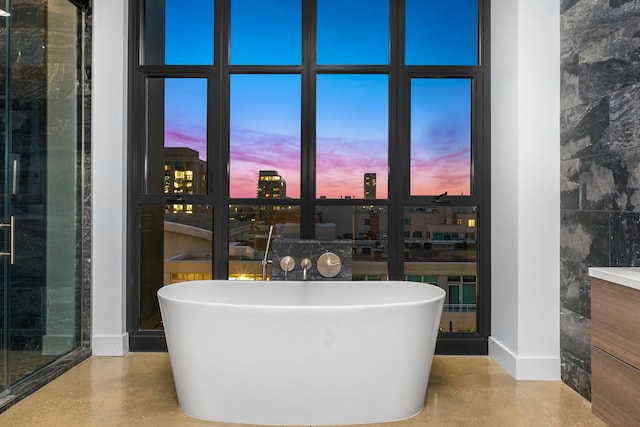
[561, 158, 580, 210]
[578, 152, 637, 211]
[561, 259, 593, 318]
[560, 308, 591, 374]
[560, 98, 609, 160]
[608, 84, 640, 151]
[578, 58, 640, 105]
[561, 349, 592, 400]
[561, 0, 640, 400]
[560, 210, 609, 266]
[561, 54, 580, 110]
[610, 0, 634, 9]
[561, 259, 583, 314]
[577, 156, 619, 210]
[561, 0, 611, 61]
[610, 212, 640, 266]
[561, 0, 582, 15]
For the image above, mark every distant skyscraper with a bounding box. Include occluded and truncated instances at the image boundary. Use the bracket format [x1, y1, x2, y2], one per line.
[364, 173, 376, 199]
[164, 147, 207, 214]
[257, 170, 287, 198]
[164, 147, 207, 195]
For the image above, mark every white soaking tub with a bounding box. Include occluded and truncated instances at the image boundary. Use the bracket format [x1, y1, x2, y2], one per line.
[157, 280, 445, 426]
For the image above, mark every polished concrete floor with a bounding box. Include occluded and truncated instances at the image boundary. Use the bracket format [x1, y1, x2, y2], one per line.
[0, 354, 605, 427]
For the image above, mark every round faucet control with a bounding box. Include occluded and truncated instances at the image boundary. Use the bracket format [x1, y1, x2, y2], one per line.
[280, 256, 295, 272]
[317, 252, 341, 278]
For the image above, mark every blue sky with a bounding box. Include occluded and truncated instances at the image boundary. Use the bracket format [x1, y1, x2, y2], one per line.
[162, 0, 477, 198]
[411, 78, 472, 196]
[230, 74, 302, 197]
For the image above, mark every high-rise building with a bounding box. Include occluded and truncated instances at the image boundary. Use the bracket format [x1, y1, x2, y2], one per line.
[163, 147, 207, 214]
[364, 173, 376, 199]
[164, 147, 207, 195]
[257, 170, 287, 198]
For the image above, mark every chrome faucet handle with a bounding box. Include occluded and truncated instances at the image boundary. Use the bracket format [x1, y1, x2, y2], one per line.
[280, 256, 295, 272]
[317, 252, 341, 278]
[301, 258, 312, 280]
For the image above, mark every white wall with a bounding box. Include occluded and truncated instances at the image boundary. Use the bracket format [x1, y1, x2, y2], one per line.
[90, 0, 563, 375]
[91, 0, 129, 356]
[490, 0, 561, 380]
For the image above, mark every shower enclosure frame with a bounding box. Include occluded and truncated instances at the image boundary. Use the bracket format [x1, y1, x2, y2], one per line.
[0, 0, 91, 410]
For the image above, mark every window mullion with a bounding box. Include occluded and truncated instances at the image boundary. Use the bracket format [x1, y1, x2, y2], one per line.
[387, 0, 405, 279]
[212, 0, 231, 279]
[300, 0, 316, 239]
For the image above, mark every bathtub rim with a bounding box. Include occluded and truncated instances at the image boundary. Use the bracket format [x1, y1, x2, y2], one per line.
[157, 279, 446, 311]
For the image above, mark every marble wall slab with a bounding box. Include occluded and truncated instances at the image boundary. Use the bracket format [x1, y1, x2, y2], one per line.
[271, 239, 352, 281]
[560, 0, 640, 400]
[81, 1, 92, 350]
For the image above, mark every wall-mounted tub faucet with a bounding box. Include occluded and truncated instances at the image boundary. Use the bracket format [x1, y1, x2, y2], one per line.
[300, 258, 312, 280]
[261, 225, 274, 280]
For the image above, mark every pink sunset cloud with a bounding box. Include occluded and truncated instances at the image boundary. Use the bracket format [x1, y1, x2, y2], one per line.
[409, 120, 471, 195]
[316, 135, 388, 198]
[164, 123, 470, 199]
[410, 148, 471, 195]
[230, 128, 301, 198]
[164, 128, 208, 160]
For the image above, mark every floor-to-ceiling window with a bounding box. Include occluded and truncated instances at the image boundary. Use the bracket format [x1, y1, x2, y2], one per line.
[128, 0, 490, 353]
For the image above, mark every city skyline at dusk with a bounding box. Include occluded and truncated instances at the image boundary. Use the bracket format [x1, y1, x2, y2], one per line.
[162, 0, 476, 199]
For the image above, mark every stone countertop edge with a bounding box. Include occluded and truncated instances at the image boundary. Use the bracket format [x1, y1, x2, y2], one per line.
[588, 267, 640, 291]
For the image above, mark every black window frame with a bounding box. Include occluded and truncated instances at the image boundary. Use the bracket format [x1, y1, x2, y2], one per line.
[126, 0, 491, 354]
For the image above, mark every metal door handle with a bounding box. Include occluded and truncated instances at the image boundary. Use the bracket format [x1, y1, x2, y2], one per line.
[12, 158, 18, 194]
[0, 216, 15, 264]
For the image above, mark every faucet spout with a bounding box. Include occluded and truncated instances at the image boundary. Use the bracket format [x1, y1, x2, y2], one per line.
[261, 225, 274, 280]
[300, 258, 312, 281]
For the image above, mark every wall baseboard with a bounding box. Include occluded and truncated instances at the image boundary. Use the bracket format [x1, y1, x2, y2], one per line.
[91, 333, 129, 356]
[489, 337, 560, 380]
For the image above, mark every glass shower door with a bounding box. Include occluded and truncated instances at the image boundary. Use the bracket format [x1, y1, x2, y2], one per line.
[0, 0, 83, 397]
[0, 0, 10, 397]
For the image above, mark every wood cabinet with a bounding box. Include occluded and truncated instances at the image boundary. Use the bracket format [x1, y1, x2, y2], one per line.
[590, 275, 640, 426]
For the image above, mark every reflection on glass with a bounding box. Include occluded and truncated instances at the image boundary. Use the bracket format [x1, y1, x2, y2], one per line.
[144, 0, 214, 65]
[405, 0, 478, 65]
[317, 0, 389, 65]
[315, 205, 388, 280]
[229, 205, 300, 280]
[146, 78, 208, 195]
[230, 0, 301, 65]
[316, 74, 388, 199]
[0, 0, 82, 390]
[230, 74, 301, 198]
[410, 78, 471, 196]
[403, 206, 477, 333]
[140, 204, 213, 330]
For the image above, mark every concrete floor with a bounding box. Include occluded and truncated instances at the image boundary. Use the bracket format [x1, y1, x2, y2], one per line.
[0, 354, 605, 427]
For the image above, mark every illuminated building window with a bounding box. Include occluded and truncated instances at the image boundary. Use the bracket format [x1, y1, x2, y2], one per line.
[257, 170, 287, 198]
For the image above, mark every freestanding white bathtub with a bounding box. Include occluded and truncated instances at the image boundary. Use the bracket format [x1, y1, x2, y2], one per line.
[157, 280, 445, 426]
